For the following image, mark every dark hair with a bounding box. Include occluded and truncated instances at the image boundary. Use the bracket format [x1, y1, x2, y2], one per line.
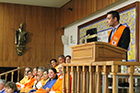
[34, 67, 39, 71]
[27, 69, 33, 73]
[66, 55, 71, 59]
[44, 70, 48, 74]
[107, 11, 120, 22]
[58, 55, 65, 59]
[50, 59, 57, 64]
[49, 68, 58, 79]
[5, 82, 18, 92]
[49, 68, 57, 74]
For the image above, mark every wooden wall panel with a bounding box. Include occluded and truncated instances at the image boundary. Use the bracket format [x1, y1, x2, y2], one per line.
[91, 0, 97, 13]
[0, 3, 63, 68]
[0, 4, 4, 66]
[55, 9, 64, 59]
[86, 0, 92, 15]
[96, 0, 103, 11]
[103, 0, 109, 8]
[73, 0, 78, 22]
[76, 0, 83, 20]
[63, 1, 74, 26]
[60, 0, 120, 27]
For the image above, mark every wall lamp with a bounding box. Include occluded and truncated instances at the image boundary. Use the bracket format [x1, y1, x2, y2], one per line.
[67, 7, 73, 11]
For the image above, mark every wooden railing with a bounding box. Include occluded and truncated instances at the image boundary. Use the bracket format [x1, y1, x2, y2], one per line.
[0, 67, 24, 82]
[62, 61, 140, 93]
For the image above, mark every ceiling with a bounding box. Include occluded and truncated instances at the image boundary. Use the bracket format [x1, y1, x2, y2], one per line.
[0, 0, 70, 8]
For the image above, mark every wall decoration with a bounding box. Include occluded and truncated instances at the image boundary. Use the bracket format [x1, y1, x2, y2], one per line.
[14, 23, 27, 56]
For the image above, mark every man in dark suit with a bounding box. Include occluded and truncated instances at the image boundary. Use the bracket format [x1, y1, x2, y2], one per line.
[107, 11, 130, 50]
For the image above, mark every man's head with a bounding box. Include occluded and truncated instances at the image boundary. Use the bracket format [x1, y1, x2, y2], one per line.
[58, 64, 63, 75]
[25, 67, 32, 76]
[38, 67, 46, 77]
[0, 79, 6, 90]
[5, 82, 18, 93]
[35, 74, 41, 82]
[58, 55, 65, 64]
[106, 11, 120, 27]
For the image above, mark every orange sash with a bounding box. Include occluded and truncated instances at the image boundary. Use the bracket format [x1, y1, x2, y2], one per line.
[108, 25, 126, 46]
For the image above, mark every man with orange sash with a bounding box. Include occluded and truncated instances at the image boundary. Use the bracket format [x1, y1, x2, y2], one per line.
[16, 67, 31, 90]
[107, 11, 130, 50]
[18, 67, 32, 85]
[20, 69, 35, 92]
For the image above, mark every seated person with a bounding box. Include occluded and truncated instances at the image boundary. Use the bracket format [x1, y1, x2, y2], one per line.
[19, 67, 32, 85]
[16, 67, 32, 89]
[40, 70, 49, 86]
[0, 79, 6, 93]
[66, 55, 71, 63]
[20, 69, 35, 92]
[33, 67, 39, 77]
[21, 67, 46, 92]
[5, 82, 18, 93]
[58, 55, 65, 64]
[29, 70, 49, 93]
[35, 68, 58, 93]
[50, 59, 59, 73]
[49, 64, 72, 93]
[37, 67, 46, 78]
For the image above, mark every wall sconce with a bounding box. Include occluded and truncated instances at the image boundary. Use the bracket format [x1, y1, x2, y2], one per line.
[67, 7, 73, 11]
[61, 35, 69, 45]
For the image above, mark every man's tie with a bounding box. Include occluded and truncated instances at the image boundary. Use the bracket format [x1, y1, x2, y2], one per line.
[110, 28, 116, 39]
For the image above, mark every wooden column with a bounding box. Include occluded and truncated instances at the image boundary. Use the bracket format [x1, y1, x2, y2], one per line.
[11, 72, 14, 82]
[111, 65, 118, 93]
[17, 69, 20, 82]
[62, 66, 66, 93]
[93, 66, 96, 93]
[5, 74, 7, 81]
[75, 68, 77, 93]
[86, 69, 89, 93]
[128, 66, 134, 93]
[96, 65, 101, 93]
[66, 66, 70, 93]
[82, 66, 86, 93]
[71, 66, 76, 93]
[89, 65, 94, 93]
[77, 66, 81, 93]
[103, 66, 110, 93]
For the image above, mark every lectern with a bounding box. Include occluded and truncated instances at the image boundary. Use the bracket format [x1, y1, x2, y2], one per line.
[71, 42, 127, 63]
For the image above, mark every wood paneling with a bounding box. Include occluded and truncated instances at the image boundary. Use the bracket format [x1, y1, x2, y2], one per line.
[54, 9, 64, 58]
[60, 0, 120, 27]
[96, 0, 103, 11]
[0, 0, 122, 67]
[0, 3, 63, 67]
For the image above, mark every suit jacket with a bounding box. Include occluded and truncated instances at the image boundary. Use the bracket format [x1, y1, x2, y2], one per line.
[108, 24, 130, 50]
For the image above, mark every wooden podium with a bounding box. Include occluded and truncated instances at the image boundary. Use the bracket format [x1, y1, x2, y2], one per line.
[71, 42, 127, 63]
